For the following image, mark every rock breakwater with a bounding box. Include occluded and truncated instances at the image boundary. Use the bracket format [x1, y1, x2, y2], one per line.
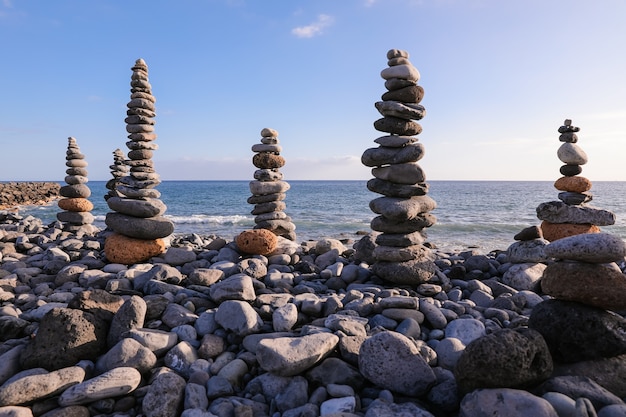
[0, 182, 60, 210]
[0, 212, 625, 417]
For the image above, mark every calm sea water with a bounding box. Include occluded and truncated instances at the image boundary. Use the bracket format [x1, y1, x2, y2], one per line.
[17, 180, 626, 253]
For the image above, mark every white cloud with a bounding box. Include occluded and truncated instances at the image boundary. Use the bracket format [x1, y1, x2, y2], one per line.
[291, 14, 334, 38]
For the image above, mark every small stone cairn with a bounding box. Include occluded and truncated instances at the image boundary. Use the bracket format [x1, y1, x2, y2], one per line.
[57, 137, 96, 235]
[359, 49, 437, 285]
[504, 119, 626, 390]
[104, 148, 128, 201]
[104, 59, 174, 265]
[246, 128, 296, 241]
[504, 119, 619, 291]
[537, 118, 615, 241]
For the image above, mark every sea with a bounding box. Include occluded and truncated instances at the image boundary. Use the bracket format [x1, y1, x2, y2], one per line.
[15, 180, 626, 253]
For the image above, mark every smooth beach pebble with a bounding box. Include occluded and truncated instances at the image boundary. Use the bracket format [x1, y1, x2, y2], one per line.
[544, 232, 626, 263]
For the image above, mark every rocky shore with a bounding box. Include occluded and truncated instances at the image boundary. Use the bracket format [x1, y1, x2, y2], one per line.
[0, 212, 626, 417]
[0, 182, 60, 211]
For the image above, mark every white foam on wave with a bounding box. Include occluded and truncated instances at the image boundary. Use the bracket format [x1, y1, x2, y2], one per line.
[164, 214, 252, 225]
[93, 214, 252, 225]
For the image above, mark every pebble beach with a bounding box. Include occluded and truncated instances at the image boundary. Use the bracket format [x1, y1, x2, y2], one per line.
[1, 48, 626, 417]
[1, 210, 626, 417]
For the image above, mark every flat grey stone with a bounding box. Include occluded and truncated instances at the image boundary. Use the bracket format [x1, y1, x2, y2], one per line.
[256, 333, 339, 376]
[105, 212, 174, 239]
[106, 196, 166, 218]
[367, 178, 429, 197]
[544, 232, 626, 263]
[372, 162, 425, 184]
[536, 201, 615, 226]
[58, 367, 141, 406]
[375, 101, 425, 120]
[249, 180, 290, 195]
[374, 135, 417, 148]
[369, 196, 436, 221]
[0, 366, 85, 406]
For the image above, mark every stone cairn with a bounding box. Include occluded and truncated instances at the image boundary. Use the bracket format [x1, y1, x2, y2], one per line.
[503, 120, 626, 382]
[103, 59, 174, 265]
[504, 119, 619, 291]
[359, 49, 437, 285]
[246, 127, 296, 241]
[57, 137, 96, 235]
[536, 118, 615, 241]
[104, 148, 128, 201]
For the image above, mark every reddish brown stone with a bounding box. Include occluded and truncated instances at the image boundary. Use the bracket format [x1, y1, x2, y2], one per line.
[236, 229, 278, 255]
[540, 221, 600, 242]
[554, 176, 592, 193]
[542, 262, 626, 311]
[104, 233, 165, 265]
[58, 197, 94, 212]
[253, 153, 285, 169]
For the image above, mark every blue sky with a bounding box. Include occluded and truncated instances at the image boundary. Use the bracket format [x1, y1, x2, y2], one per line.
[1, 0, 625, 181]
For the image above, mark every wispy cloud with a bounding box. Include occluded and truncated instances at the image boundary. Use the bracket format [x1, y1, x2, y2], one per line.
[291, 14, 334, 38]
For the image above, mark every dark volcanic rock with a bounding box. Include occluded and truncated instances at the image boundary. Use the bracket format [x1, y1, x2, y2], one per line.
[529, 299, 626, 363]
[20, 308, 108, 371]
[454, 328, 553, 393]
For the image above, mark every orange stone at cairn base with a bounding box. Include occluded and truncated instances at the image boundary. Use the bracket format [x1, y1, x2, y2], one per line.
[104, 232, 166, 264]
[58, 197, 94, 212]
[236, 229, 278, 255]
[540, 221, 601, 242]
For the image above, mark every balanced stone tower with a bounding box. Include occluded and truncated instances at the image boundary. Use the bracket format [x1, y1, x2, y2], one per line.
[104, 148, 129, 201]
[360, 49, 437, 285]
[104, 59, 174, 265]
[247, 128, 296, 241]
[536, 119, 615, 241]
[57, 137, 95, 235]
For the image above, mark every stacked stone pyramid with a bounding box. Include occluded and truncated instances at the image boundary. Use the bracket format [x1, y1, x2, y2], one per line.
[537, 119, 615, 241]
[104, 59, 173, 264]
[104, 148, 128, 201]
[247, 128, 296, 241]
[57, 137, 95, 235]
[361, 49, 437, 285]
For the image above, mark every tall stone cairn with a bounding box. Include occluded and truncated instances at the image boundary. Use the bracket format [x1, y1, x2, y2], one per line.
[57, 137, 96, 234]
[361, 49, 437, 285]
[536, 119, 615, 241]
[104, 148, 128, 201]
[104, 59, 174, 265]
[248, 128, 296, 241]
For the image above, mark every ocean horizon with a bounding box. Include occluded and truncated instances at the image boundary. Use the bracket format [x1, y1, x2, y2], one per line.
[11, 180, 626, 253]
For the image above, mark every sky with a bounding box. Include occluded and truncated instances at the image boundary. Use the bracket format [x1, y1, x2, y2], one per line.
[1, 0, 625, 182]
